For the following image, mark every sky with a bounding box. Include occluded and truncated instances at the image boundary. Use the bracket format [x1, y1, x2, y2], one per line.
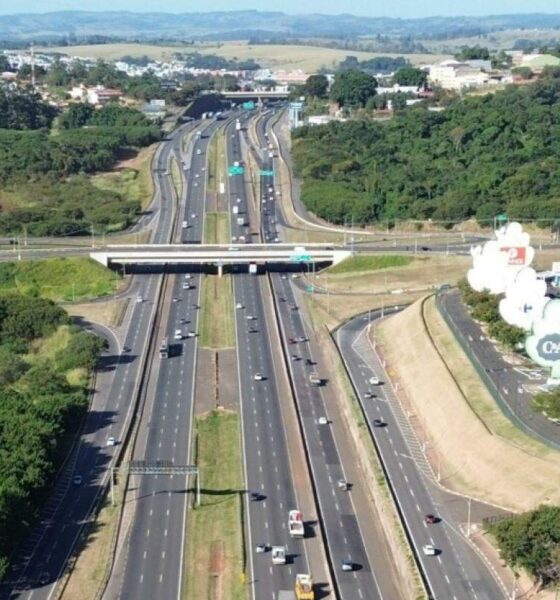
[2, 0, 560, 18]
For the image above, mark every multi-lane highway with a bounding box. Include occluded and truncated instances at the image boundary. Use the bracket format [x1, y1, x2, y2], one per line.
[107, 117, 225, 600]
[226, 114, 318, 598]
[1, 119, 195, 600]
[253, 112, 396, 599]
[336, 310, 507, 599]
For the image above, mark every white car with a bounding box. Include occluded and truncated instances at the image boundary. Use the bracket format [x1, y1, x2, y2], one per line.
[174, 329, 183, 340]
[246, 315, 255, 321]
[317, 416, 329, 425]
[254, 373, 265, 381]
[236, 303, 244, 309]
[184, 274, 192, 279]
[182, 220, 188, 228]
[72, 475, 83, 485]
[369, 376, 380, 385]
[182, 283, 191, 290]
[136, 296, 143, 303]
[191, 213, 196, 219]
[422, 544, 436, 556]
[106, 436, 116, 447]
[255, 543, 268, 554]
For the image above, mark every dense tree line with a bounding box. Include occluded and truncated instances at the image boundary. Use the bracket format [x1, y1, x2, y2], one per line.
[487, 505, 560, 586]
[458, 280, 525, 351]
[338, 55, 410, 74]
[173, 51, 260, 71]
[0, 294, 106, 579]
[292, 75, 560, 226]
[0, 100, 159, 235]
[0, 88, 57, 130]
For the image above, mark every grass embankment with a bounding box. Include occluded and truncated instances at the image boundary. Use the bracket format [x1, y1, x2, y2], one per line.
[328, 254, 412, 274]
[59, 483, 125, 600]
[204, 213, 230, 245]
[91, 143, 156, 211]
[185, 409, 246, 600]
[377, 296, 560, 511]
[0, 258, 120, 302]
[306, 255, 469, 324]
[199, 276, 235, 349]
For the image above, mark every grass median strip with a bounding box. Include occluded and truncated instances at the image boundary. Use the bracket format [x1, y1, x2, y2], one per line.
[199, 275, 235, 349]
[204, 212, 230, 245]
[185, 409, 246, 600]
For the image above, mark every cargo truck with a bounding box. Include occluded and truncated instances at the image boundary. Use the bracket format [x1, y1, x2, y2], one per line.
[288, 510, 304, 538]
[295, 574, 314, 600]
[278, 592, 296, 600]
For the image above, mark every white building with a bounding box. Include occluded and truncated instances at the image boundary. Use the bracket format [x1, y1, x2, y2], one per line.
[428, 60, 490, 91]
[70, 84, 123, 105]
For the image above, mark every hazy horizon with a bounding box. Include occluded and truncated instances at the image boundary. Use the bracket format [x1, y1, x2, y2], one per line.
[1, 2, 560, 18]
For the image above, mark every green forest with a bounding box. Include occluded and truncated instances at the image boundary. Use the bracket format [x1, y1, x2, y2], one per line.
[0, 294, 106, 579]
[292, 74, 560, 226]
[487, 505, 560, 586]
[0, 91, 160, 236]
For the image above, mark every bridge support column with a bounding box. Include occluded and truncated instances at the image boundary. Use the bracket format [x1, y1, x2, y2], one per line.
[218, 264, 223, 277]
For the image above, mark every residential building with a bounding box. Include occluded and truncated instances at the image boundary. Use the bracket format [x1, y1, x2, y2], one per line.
[428, 60, 490, 90]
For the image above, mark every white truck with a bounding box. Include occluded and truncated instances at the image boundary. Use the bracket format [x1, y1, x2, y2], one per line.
[232, 205, 239, 215]
[288, 510, 304, 538]
[236, 216, 245, 226]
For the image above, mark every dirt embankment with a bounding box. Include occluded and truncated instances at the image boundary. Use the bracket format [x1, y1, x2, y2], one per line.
[377, 297, 560, 512]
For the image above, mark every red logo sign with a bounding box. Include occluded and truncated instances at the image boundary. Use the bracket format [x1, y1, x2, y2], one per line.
[500, 246, 526, 266]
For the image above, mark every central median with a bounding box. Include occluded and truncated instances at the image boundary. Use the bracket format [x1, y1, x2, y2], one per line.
[184, 409, 246, 600]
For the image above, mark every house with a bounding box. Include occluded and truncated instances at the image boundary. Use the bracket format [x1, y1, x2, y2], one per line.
[69, 84, 123, 105]
[142, 99, 167, 121]
[428, 60, 490, 90]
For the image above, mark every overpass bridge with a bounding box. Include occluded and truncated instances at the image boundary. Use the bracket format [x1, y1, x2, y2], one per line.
[221, 91, 289, 101]
[90, 244, 352, 274]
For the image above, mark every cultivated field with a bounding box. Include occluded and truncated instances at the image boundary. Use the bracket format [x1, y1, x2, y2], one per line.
[40, 42, 450, 72]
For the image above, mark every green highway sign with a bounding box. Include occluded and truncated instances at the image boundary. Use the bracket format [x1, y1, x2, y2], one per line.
[306, 285, 314, 293]
[228, 165, 245, 176]
[291, 254, 312, 263]
[243, 101, 255, 110]
[260, 170, 275, 176]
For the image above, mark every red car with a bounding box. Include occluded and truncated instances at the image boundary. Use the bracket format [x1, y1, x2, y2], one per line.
[425, 514, 438, 524]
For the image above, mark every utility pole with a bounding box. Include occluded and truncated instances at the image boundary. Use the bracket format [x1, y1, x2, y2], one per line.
[467, 497, 472, 538]
[30, 42, 36, 88]
[90, 223, 95, 249]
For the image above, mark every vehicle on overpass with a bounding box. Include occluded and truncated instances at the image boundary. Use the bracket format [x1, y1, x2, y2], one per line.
[288, 509, 304, 538]
[295, 573, 314, 599]
[159, 337, 169, 358]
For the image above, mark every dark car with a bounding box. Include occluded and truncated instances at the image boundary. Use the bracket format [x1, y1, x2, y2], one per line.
[373, 418, 384, 427]
[425, 514, 438, 524]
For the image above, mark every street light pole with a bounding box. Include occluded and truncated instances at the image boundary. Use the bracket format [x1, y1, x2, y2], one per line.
[467, 497, 472, 538]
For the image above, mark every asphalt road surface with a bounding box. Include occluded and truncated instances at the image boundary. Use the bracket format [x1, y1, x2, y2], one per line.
[336, 311, 508, 600]
[227, 114, 314, 599]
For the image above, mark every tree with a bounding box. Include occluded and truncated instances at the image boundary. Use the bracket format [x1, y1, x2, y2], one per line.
[330, 69, 377, 108]
[391, 92, 408, 111]
[487, 506, 560, 586]
[456, 46, 490, 61]
[59, 103, 94, 129]
[533, 387, 560, 420]
[393, 67, 427, 88]
[303, 74, 329, 99]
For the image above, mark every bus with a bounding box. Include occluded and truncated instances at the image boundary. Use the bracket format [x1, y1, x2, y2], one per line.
[159, 337, 169, 358]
